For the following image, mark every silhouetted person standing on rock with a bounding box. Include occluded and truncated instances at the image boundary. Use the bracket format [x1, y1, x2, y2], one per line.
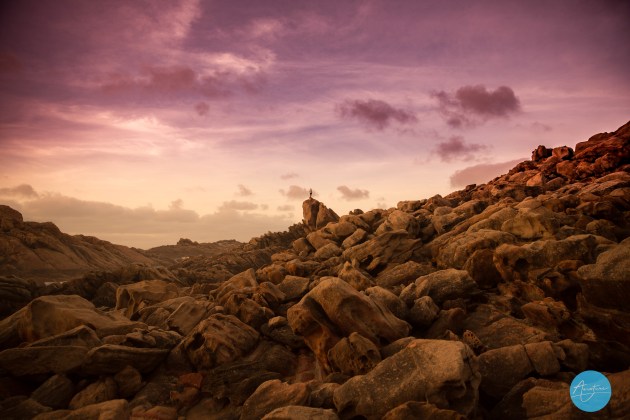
[309, 188, 312, 199]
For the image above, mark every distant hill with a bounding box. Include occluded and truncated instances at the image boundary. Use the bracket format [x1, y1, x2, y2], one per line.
[0, 206, 156, 283]
[139, 238, 242, 266]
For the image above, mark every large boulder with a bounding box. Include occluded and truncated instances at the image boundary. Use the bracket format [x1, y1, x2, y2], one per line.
[415, 269, 477, 305]
[0, 295, 145, 349]
[577, 242, 630, 310]
[342, 230, 421, 272]
[115, 279, 179, 318]
[436, 229, 515, 270]
[287, 277, 410, 373]
[179, 313, 259, 370]
[333, 339, 480, 419]
[375, 261, 434, 289]
[494, 234, 612, 284]
[374, 210, 421, 237]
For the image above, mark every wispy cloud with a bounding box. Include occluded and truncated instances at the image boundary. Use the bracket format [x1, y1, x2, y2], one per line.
[0, 184, 39, 198]
[432, 85, 521, 128]
[219, 200, 258, 211]
[337, 185, 370, 200]
[336, 99, 417, 131]
[449, 158, 525, 187]
[236, 184, 253, 196]
[280, 172, 299, 180]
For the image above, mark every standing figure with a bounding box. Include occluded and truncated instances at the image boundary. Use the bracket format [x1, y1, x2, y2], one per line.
[309, 188, 312, 199]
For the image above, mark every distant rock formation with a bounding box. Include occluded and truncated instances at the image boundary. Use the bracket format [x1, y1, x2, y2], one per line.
[0, 205, 155, 283]
[1, 121, 629, 419]
[302, 197, 339, 231]
[142, 239, 241, 266]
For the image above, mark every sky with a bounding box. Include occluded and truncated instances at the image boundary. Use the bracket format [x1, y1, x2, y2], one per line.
[1, 0, 629, 248]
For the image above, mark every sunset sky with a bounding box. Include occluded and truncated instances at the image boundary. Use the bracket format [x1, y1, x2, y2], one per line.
[1, 0, 629, 248]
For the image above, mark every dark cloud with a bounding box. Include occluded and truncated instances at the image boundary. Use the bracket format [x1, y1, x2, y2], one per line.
[449, 158, 525, 187]
[434, 136, 487, 162]
[101, 65, 265, 99]
[337, 99, 417, 130]
[277, 204, 294, 211]
[0, 184, 39, 198]
[337, 185, 369, 200]
[279, 185, 315, 200]
[531, 122, 552, 132]
[432, 85, 521, 128]
[219, 200, 258, 211]
[195, 102, 210, 116]
[280, 172, 299, 180]
[236, 184, 253, 196]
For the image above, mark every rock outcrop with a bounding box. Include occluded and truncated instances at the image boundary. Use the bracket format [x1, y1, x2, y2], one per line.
[303, 198, 340, 231]
[1, 121, 629, 419]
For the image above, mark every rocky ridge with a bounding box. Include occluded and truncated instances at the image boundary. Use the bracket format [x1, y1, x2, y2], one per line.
[140, 239, 242, 266]
[0, 121, 629, 419]
[0, 206, 156, 284]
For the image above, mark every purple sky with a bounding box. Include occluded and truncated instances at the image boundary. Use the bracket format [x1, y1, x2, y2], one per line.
[1, 0, 629, 248]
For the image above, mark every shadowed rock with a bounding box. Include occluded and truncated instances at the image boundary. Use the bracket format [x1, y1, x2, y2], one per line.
[287, 277, 410, 373]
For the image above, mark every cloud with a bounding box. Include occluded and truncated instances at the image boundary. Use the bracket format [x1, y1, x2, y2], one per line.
[280, 172, 299, 180]
[0, 184, 39, 198]
[101, 63, 266, 99]
[277, 205, 294, 211]
[279, 185, 315, 200]
[531, 122, 552, 132]
[336, 99, 417, 130]
[434, 136, 487, 162]
[169, 199, 184, 210]
[432, 85, 521, 128]
[337, 185, 370, 201]
[449, 158, 525, 187]
[195, 102, 209, 116]
[219, 200, 258, 211]
[236, 184, 253, 196]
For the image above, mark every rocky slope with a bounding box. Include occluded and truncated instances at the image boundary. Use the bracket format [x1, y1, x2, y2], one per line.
[0, 206, 156, 283]
[140, 238, 242, 266]
[0, 121, 629, 419]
